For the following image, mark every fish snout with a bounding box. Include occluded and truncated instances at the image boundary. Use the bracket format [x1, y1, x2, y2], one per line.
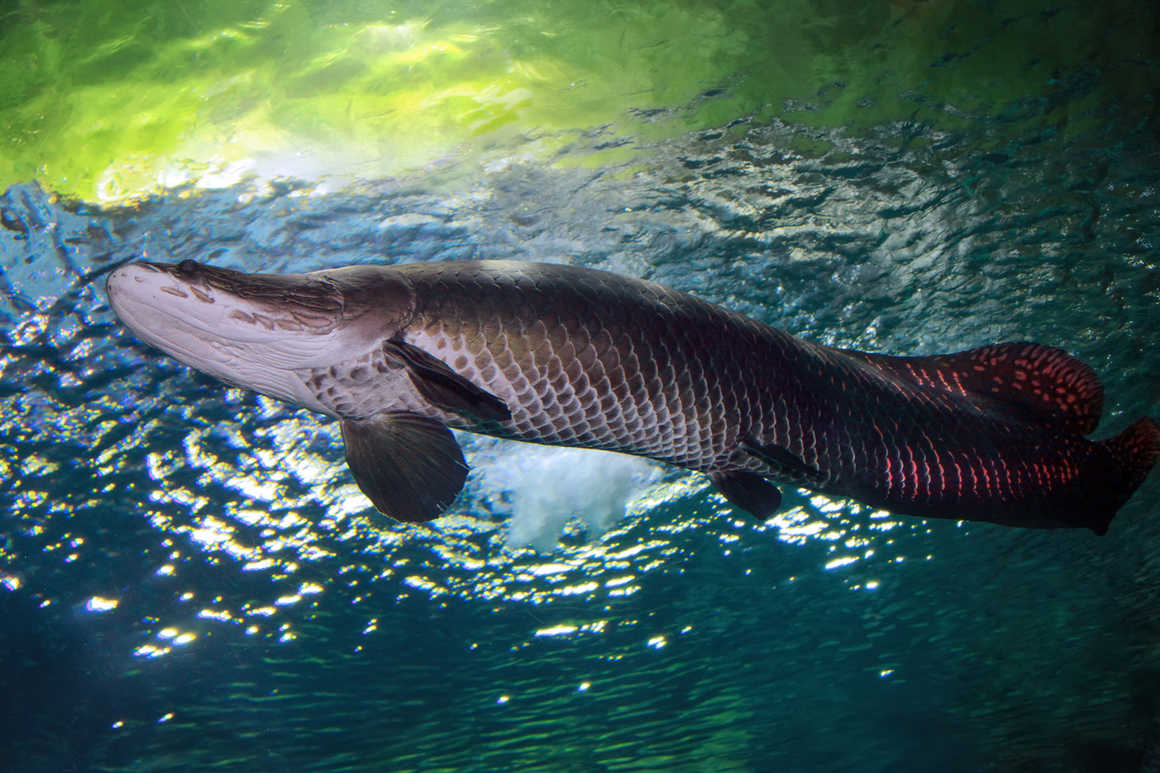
[106, 262, 167, 318]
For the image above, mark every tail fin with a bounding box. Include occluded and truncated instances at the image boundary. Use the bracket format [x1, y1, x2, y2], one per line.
[1083, 417, 1159, 535]
[1102, 417, 1160, 498]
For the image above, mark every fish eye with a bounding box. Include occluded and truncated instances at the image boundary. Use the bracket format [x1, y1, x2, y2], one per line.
[177, 259, 200, 275]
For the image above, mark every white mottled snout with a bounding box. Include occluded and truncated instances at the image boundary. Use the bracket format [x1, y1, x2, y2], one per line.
[107, 262, 357, 408]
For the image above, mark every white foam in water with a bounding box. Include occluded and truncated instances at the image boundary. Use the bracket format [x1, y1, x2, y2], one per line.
[470, 438, 661, 551]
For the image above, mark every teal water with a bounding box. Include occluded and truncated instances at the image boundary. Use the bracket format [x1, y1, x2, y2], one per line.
[2, 1, 1160, 771]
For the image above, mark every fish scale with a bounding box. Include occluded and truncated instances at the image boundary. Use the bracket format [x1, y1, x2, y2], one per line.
[410, 265, 827, 485]
[406, 264, 766, 471]
[392, 262, 1148, 530]
[106, 258, 1158, 531]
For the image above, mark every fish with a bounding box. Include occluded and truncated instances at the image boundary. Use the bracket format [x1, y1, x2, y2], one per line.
[106, 258, 1158, 533]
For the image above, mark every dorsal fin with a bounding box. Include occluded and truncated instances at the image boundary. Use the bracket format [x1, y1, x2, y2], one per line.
[844, 342, 1104, 434]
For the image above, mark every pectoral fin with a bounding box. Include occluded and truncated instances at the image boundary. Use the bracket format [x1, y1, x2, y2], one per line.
[341, 412, 469, 523]
[383, 339, 511, 423]
[711, 471, 783, 521]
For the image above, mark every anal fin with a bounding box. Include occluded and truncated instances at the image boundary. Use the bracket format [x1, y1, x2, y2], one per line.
[711, 471, 783, 521]
[341, 412, 469, 523]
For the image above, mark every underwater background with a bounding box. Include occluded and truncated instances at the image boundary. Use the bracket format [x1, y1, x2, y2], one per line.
[1, 0, 1158, 770]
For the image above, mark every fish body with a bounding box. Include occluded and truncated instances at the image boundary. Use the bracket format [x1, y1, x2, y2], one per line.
[106, 259, 1158, 532]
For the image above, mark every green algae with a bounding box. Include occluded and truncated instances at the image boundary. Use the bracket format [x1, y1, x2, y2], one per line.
[0, 0, 1155, 202]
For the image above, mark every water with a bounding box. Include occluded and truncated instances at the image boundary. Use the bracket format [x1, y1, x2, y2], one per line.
[2, 1, 1159, 771]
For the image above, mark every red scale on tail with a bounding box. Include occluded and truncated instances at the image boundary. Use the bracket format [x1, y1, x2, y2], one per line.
[839, 341, 1156, 533]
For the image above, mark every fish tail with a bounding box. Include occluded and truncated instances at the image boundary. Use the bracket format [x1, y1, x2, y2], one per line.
[1081, 417, 1159, 535]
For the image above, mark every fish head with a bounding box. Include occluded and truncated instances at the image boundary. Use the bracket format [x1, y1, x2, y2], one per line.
[106, 259, 413, 404]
